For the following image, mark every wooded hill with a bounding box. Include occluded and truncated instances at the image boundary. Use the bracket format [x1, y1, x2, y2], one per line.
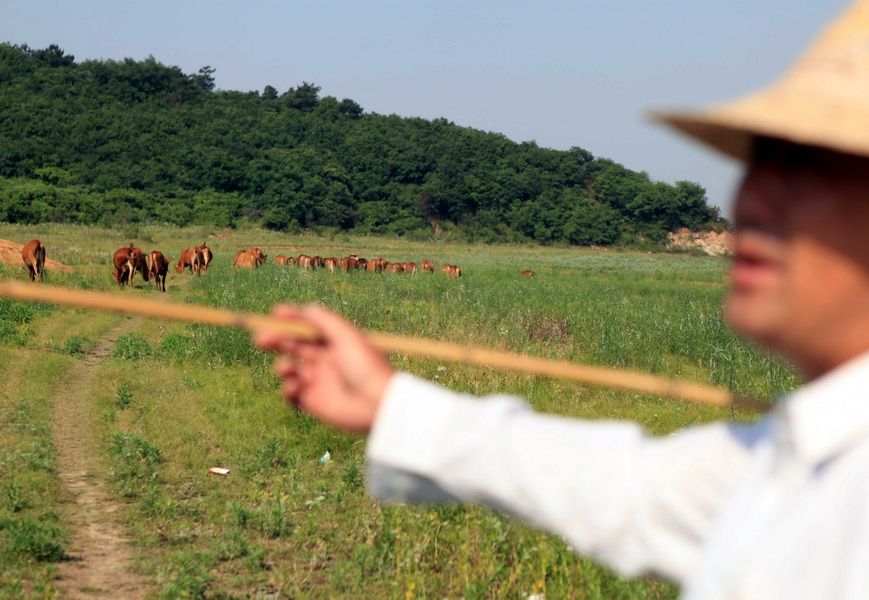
[0, 44, 724, 245]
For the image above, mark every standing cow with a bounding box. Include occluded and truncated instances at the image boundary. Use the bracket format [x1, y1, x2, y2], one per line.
[21, 239, 46, 282]
[195, 244, 213, 274]
[147, 251, 170, 292]
[176, 247, 198, 274]
[113, 245, 149, 287]
[440, 264, 462, 279]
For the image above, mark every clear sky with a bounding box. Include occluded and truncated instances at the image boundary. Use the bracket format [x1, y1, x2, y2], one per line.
[0, 0, 851, 215]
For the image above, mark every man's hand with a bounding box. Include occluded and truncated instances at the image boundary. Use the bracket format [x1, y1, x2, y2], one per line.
[254, 305, 394, 433]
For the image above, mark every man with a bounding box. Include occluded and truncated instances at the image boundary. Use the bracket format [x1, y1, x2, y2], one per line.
[256, 3, 869, 598]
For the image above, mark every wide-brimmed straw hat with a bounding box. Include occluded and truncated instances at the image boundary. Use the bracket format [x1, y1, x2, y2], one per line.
[652, 1, 869, 162]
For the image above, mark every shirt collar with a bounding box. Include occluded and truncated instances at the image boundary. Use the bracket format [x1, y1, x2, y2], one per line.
[777, 350, 869, 465]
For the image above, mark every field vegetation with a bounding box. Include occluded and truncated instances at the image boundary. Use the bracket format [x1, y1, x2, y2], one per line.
[0, 224, 797, 598]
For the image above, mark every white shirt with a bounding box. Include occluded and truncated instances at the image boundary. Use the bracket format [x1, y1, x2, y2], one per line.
[366, 351, 869, 599]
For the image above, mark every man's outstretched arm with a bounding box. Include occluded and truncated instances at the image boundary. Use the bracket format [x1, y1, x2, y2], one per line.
[255, 305, 756, 583]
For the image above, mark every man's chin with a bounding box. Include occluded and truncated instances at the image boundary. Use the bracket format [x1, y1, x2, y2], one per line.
[724, 293, 781, 345]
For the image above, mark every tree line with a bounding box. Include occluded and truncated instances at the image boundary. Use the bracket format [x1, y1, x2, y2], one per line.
[0, 43, 725, 245]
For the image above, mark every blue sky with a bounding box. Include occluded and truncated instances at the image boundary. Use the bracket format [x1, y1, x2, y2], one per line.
[0, 0, 851, 214]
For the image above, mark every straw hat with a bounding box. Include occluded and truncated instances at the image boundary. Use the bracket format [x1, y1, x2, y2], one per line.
[652, 1, 869, 162]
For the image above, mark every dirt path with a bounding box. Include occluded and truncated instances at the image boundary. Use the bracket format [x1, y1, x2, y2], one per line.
[52, 316, 152, 599]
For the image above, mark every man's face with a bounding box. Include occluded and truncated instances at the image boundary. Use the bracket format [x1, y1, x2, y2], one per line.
[726, 141, 869, 376]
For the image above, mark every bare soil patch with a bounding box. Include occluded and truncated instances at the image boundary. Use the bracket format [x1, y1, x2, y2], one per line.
[53, 317, 151, 599]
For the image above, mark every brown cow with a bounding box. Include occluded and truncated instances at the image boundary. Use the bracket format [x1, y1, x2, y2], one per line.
[253, 247, 267, 266]
[520, 270, 536, 278]
[232, 247, 267, 269]
[367, 258, 387, 273]
[311, 256, 324, 269]
[357, 257, 368, 270]
[298, 254, 313, 270]
[195, 244, 213, 274]
[147, 251, 170, 292]
[338, 257, 353, 272]
[21, 239, 46, 282]
[233, 250, 258, 270]
[385, 263, 404, 273]
[176, 247, 199, 274]
[113, 245, 149, 287]
[404, 262, 418, 275]
[274, 255, 290, 266]
[324, 257, 339, 273]
[421, 259, 435, 273]
[440, 264, 462, 279]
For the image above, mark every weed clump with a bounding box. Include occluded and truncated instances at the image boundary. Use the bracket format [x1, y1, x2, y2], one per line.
[114, 333, 152, 360]
[108, 432, 163, 498]
[57, 334, 91, 356]
[115, 381, 133, 409]
[0, 512, 66, 562]
[156, 332, 195, 360]
[1, 481, 29, 513]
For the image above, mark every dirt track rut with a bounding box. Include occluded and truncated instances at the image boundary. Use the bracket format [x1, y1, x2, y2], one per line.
[53, 316, 151, 599]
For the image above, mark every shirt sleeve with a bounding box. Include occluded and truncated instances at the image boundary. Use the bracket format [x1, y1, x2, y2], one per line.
[365, 372, 759, 583]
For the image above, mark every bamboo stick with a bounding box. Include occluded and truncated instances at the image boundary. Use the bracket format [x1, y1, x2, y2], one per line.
[0, 280, 765, 412]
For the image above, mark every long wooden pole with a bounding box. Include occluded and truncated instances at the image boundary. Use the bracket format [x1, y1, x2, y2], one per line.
[0, 280, 765, 412]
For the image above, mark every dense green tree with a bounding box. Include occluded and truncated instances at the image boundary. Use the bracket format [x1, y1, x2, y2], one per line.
[283, 81, 320, 111]
[0, 43, 726, 245]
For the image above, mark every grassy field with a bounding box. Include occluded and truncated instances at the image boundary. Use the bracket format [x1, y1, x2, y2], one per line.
[0, 224, 797, 599]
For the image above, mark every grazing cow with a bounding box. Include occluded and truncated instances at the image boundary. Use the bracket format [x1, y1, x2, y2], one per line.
[403, 262, 418, 275]
[367, 258, 387, 273]
[298, 255, 313, 270]
[385, 263, 404, 273]
[147, 251, 170, 292]
[233, 249, 260, 270]
[311, 256, 324, 269]
[274, 255, 290, 266]
[176, 247, 199, 274]
[233, 247, 267, 269]
[338, 257, 353, 272]
[21, 239, 46, 282]
[195, 244, 213, 274]
[521, 270, 536, 278]
[252, 247, 267, 266]
[113, 245, 149, 287]
[357, 257, 368, 270]
[440, 264, 462, 279]
[324, 257, 339, 273]
[421, 259, 435, 273]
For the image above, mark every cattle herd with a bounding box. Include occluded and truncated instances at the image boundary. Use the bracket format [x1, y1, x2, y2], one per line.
[267, 253, 462, 279]
[108, 243, 213, 291]
[17, 239, 465, 292]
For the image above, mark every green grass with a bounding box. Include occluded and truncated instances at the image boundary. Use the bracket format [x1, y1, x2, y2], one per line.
[0, 348, 70, 597]
[0, 224, 799, 598]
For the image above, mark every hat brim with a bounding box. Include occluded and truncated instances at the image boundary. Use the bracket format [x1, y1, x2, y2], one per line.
[651, 86, 869, 163]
